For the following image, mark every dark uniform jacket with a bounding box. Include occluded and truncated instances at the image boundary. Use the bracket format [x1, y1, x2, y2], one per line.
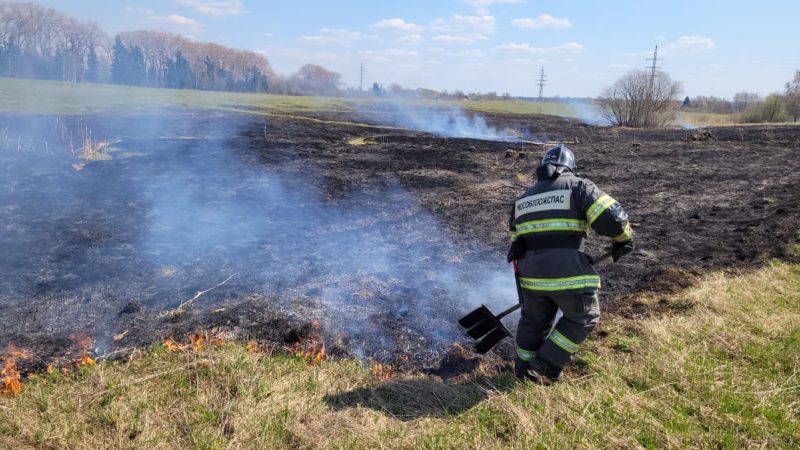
[509, 165, 632, 295]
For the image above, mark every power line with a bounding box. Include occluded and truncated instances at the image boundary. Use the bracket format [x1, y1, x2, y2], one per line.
[359, 62, 364, 91]
[646, 45, 661, 82]
[536, 65, 547, 100]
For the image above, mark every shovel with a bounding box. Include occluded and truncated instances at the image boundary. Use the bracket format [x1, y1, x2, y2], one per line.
[459, 251, 613, 354]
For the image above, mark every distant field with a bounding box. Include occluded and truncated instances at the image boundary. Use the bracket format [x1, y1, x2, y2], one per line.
[459, 99, 575, 117]
[679, 111, 800, 127]
[679, 111, 738, 127]
[0, 77, 351, 115]
[0, 77, 577, 120]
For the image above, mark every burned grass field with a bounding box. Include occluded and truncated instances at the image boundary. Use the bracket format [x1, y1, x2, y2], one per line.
[1, 106, 799, 377]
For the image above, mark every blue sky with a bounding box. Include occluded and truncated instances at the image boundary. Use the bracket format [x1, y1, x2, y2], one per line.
[37, 0, 800, 98]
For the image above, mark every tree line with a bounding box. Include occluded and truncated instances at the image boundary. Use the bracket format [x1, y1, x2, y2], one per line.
[0, 1, 347, 95]
[111, 31, 273, 92]
[681, 73, 800, 123]
[0, 2, 104, 82]
[598, 68, 800, 127]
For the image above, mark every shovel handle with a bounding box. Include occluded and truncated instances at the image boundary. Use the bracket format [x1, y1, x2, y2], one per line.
[496, 302, 522, 320]
[591, 250, 614, 265]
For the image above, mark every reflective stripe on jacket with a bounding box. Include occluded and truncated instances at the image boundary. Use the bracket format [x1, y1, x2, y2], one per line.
[509, 169, 631, 294]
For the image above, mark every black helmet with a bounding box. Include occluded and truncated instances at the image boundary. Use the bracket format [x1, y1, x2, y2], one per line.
[541, 144, 575, 170]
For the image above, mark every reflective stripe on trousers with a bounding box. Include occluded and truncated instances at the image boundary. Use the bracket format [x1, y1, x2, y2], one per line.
[519, 275, 601, 292]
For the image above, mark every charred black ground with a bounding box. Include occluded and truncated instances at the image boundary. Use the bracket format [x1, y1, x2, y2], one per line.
[1, 107, 799, 375]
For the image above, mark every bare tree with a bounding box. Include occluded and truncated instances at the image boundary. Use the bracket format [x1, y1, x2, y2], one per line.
[599, 70, 682, 128]
[119, 30, 275, 91]
[289, 64, 341, 96]
[0, 2, 109, 81]
[785, 70, 800, 122]
[733, 92, 762, 112]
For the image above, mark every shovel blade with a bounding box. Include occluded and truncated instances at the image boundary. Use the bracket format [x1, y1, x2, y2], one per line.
[466, 316, 500, 339]
[458, 305, 492, 329]
[474, 326, 512, 354]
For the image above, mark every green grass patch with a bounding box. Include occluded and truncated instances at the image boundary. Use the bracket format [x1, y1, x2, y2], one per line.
[458, 99, 575, 117]
[680, 111, 739, 127]
[1, 262, 799, 447]
[0, 78, 577, 122]
[0, 77, 350, 116]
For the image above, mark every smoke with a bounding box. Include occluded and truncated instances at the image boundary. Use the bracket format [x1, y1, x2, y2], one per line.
[138, 135, 516, 360]
[565, 99, 611, 126]
[674, 114, 699, 130]
[0, 110, 517, 363]
[358, 102, 521, 141]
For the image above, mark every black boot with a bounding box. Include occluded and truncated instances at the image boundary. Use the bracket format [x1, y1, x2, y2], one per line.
[525, 358, 564, 385]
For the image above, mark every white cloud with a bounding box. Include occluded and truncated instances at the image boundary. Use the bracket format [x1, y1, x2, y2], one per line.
[299, 28, 362, 45]
[370, 18, 423, 33]
[433, 34, 489, 44]
[131, 10, 205, 33]
[494, 42, 584, 54]
[153, 14, 203, 28]
[665, 35, 715, 52]
[171, 0, 247, 17]
[397, 34, 424, 45]
[463, 0, 523, 14]
[124, 6, 154, 15]
[126, 5, 206, 32]
[430, 15, 496, 35]
[511, 15, 572, 29]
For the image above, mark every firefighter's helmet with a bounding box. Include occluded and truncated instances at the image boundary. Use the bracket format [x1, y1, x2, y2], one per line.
[541, 144, 575, 170]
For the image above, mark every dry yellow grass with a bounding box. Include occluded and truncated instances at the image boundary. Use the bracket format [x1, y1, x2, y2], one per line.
[346, 137, 377, 146]
[1, 261, 799, 449]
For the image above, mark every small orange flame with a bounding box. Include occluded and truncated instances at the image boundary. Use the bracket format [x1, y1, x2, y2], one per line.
[70, 334, 95, 369]
[190, 334, 206, 351]
[246, 340, 259, 353]
[290, 339, 326, 365]
[77, 355, 95, 367]
[369, 362, 394, 380]
[163, 338, 179, 351]
[2, 344, 32, 397]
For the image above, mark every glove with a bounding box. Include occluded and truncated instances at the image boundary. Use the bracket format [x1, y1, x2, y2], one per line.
[612, 240, 634, 262]
[506, 238, 526, 263]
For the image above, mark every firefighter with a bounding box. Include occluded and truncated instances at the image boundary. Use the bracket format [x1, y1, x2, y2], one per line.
[507, 144, 634, 384]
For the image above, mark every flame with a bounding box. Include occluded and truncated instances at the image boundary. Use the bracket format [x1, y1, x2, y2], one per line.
[290, 339, 326, 365]
[246, 340, 259, 353]
[190, 334, 206, 351]
[71, 334, 94, 368]
[2, 344, 32, 397]
[369, 362, 394, 380]
[163, 338, 179, 351]
[77, 355, 95, 367]
[287, 322, 326, 365]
